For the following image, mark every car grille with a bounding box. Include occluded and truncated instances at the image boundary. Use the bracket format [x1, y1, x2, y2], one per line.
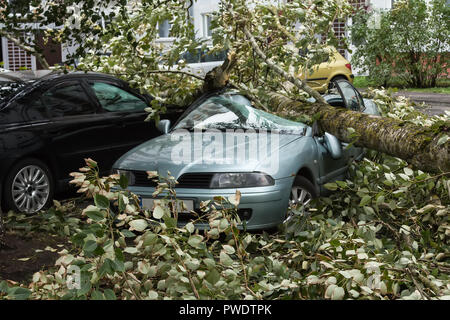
[132, 171, 213, 189]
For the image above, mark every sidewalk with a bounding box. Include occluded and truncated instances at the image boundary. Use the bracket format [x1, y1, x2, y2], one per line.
[393, 91, 450, 116]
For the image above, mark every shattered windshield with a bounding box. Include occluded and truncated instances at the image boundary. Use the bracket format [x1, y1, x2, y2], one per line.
[173, 94, 306, 134]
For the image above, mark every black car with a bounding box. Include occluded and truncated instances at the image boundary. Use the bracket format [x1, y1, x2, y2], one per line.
[0, 71, 184, 213]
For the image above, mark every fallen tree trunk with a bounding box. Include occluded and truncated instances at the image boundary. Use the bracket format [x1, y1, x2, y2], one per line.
[269, 93, 450, 173]
[178, 35, 449, 174]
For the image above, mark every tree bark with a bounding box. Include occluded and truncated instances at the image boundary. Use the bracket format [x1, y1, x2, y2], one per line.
[269, 93, 450, 173]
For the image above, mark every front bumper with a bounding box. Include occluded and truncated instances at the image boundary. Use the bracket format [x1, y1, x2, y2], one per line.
[127, 176, 295, 230]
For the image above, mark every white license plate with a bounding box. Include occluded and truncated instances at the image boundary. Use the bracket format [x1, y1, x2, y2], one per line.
[141, 198, 194, 213]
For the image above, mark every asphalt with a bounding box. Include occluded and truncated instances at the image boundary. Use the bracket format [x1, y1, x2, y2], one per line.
[393, 91, 450, 116]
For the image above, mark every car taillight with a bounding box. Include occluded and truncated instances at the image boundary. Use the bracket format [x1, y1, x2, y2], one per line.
[345, 63, 352, 71]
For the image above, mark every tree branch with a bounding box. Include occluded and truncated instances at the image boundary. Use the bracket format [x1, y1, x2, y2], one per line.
[240, 24, 327, 104]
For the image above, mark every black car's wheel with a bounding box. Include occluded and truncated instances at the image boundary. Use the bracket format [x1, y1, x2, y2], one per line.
[328, 75, 347, 90]
[3, 158, 54, 214]
[284, 176, 318, 224]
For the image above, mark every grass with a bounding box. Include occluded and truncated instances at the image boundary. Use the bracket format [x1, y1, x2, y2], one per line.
[353, 76, 450, 94]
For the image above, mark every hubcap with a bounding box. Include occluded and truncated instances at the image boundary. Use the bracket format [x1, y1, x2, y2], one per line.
[284, 186, 312, 224]
[11, 165, 50, 213]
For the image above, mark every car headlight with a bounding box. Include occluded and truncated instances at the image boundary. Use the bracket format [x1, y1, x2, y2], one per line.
[114, 169, 135, 186]
[209, 172, 274, 189]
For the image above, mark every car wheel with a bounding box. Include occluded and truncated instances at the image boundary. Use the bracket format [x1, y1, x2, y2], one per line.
[3, 158, 54, 214]
[284, 176, 318, 224]
[328, 75, 347, 90]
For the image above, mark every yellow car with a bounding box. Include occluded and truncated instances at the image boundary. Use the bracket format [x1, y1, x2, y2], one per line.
[298, 47, 354, 93]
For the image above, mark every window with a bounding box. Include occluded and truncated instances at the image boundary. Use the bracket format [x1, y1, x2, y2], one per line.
[18, 89, 49, 121]
[90, 82, 148, 112]
[42, 82, 94, 117]
[335, 81, 364, 111]
[158, 20, 171, 38]
[202, 14, 213, 37]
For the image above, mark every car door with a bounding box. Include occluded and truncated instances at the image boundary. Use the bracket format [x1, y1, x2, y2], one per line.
[334, 80, 365, 160]
[314, 127, 350, 187]
[314, 80, 366, 186]
[40, 79, 116, 180]
[84, 80, 158, 160]
[85, 79, 186, 163]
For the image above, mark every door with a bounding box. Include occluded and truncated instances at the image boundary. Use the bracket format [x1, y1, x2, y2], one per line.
[85, 80, 160, 164]
[41, 80, 116, 180]
[314, 80, 366, 185]
[334, 80, 366, 160]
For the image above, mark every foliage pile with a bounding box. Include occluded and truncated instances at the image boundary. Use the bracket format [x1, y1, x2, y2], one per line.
[1, 90, 448, 300]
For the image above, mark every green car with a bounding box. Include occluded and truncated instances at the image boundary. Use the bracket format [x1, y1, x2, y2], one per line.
[113, 80, 380, 230]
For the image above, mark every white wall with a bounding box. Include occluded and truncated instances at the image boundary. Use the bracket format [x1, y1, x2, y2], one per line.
[191, 0, 220, 39]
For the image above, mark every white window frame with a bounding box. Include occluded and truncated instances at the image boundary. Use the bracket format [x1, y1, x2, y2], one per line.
[202, 13, 213, 38]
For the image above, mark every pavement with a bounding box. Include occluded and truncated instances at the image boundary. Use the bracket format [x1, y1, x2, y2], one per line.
[393, 91, 450, 116]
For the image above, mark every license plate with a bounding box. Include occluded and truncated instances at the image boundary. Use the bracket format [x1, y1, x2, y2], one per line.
[141, 198, 194, 213]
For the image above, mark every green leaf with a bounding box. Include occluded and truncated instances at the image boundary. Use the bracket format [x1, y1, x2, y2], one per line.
[121, 229, 136, 238]
[324, 182, 338, 191]
[85, 210, 105, 221]
[363, 206, 375, 215]
[129, 219, 148, 232]
[119, 174, 129, 189]
[436, 134, 448, 146]
[91, 290, 105, 300]
[187, 235, 204, 249]
[359, 195, 372, 206]
[153, 205, 165, 219]
[206, 268, 220, 285]
[104, 289, 117, 300]
[83, 240, 97, 253]
[118, 194, 126, 212]
[220, 251, 233, 267]
[331, 286, 345, 300]
[94, 194, 110, 210]
[7, 287, 31, 300]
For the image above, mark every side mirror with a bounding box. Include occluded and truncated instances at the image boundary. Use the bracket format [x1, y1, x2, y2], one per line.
[157, 119, 171, 134]
[323, 132, 342, 160]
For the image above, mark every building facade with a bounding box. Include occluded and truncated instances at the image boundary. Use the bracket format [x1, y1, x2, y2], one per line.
[0, 0, 394, 71]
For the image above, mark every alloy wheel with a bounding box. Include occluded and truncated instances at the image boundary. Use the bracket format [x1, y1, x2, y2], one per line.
[11, 165, 50, 213]
[284, 186, 312, 224]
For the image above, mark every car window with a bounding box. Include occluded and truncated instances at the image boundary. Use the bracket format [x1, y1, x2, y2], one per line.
[90, 82, 148, 112]
[19, 90, 49, 121]
[42, 81, 95, 117]
[173, 94, 305, 133]
[335, 81, 364, 111]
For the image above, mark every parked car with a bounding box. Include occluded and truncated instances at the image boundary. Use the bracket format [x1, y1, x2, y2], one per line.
[298, 46, 354, 93]
[112, 80, 380, 230]
[0, 71, 185, 213]
[159, 48, 227, 78]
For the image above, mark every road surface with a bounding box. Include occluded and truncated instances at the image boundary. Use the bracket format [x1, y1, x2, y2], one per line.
[393, 91, 450, 116]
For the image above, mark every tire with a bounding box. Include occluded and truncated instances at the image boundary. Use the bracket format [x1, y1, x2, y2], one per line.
[284, 176, 318, 224]
[3, 158, 54, 214]
[328, 75, 348, 90]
